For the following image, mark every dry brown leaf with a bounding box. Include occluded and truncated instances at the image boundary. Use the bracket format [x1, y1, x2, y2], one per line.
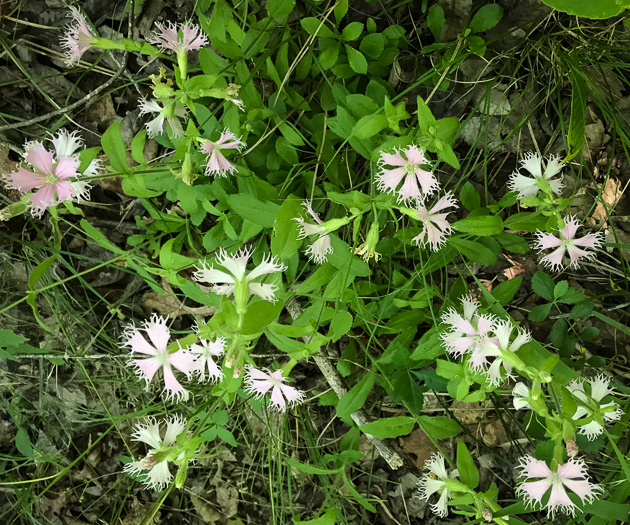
[191, 494, 221, 524]
[141, 291, 215, 319]
[398, 427, 436, 468]
[592, 178, 624, 222]
[216, 486, 239, 519]
[482, 420, 508, 447]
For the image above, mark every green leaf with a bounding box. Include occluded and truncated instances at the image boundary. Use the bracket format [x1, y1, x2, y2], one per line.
[359, 416, 415, 439]
[468, 4, 503, 33]
[456, 440, 479, 489]
[529, 303, 553, 322]
[494, 232, 530, 253]
[330, 310, 353, 342]
[452, 215, 503, 236]
[410, 328, 444, 360]
[416, 95, 437, 130]
[333, 0, 348, 23]
[566, 68, 586, 161]
[531, 271, 555, 301]
[227, 194, 279, 228]
[300, 18, 337, 38]
[490, 276, 522, 306]
[504, 212, 546, 232]
[337, 373, 376, 419]
[345, 45, 367, 74]
[459, 182, 480, 211]
[101, 121, 128, 173]
[328, 191, 372, 211]
[554, 281, 569, 299]
[294, 508, 338, 525]
[16, 428, 34, 458]
[540, 0, 630, 19]
[352, 114, 388, 139]
[272, 196, 303, 259]
[286, 458, 339, 475]
[449, 237, 497, 265]
[435, 142, 460, 169]
[122, 173, 161, 197]
[276, 136, 299, 164]
[267, 0, 295, 19]
[342, 22, 363, 41]
[130, 130, 147, 165]
[427, 4, 445, 40]
[417, 415, 460, 439]
[241, 300, 284, 334]
[569, 301, 595, 319]
[359, 33, 385, 58]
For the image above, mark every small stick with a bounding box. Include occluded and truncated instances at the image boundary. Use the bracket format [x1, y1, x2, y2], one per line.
[285, 299, 403, 469]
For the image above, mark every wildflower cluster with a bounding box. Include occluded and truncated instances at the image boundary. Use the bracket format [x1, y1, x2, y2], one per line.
[440, 296, 531, 385]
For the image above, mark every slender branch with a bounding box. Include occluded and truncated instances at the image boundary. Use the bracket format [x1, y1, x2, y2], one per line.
[286, 299, 404, 470]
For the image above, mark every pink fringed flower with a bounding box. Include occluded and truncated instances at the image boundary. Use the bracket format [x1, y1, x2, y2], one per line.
[149, 21, 208, 53]
[293, 201, 333, 264]
[138, 98, 188, 138]
[516, 456, 602, 518]
[412, 193, 458, 251]
[535, 216, 603, 272]
[508, 152, 564, 198]
[190, 337, 226, 383]
[244, 366, 305, 412]
[122, 314, 196, 401]
[193, 247, 287, 303]
[440, 296, 499, 374]
[376, 145, 439, 203]
[567, 375, 623, 440]
[4, 129, 94, 217]
[200, 130, 246, 177]
[61, 7, 98, 66]
[417, 453, 459, 517]
[124, 416, 187, 491]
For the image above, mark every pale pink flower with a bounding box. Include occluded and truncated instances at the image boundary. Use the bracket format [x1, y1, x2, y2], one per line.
[124, 416, 187, 490]
[376, 145, 439, 203]
[138, 98, 188, 138]
[190, 336, 226, 383]
[516, 455, 602, 518]
[200, 130, 246, 177]
[60, 7, 98, 66]
[567, 375, 623, 440]
[293, 201, 333, 264]
[149, 21, 208, 53]
[485, 319, 531, 386]
[412, 193, 458, 251]
[4, 129, 94, 217]
[122, 314, 196, 402]
[193, 247, 286, 303]
[535, 216, 603, 272]
[417, 453, 459, 517]
[508, 152, 564, 198]
[440, 296, 499, 373]
[244, 366, 305, 412]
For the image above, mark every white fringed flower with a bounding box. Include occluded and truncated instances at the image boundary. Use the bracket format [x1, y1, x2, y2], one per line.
[567, 375, 623, 440]
[124, 416, 187, 491]
[417, 453, 459, 517]
[193, 247, 287, 303]
[508, 152, 563, 198]
[138, 98, 188, 138]
[190, 337, 226, 383]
